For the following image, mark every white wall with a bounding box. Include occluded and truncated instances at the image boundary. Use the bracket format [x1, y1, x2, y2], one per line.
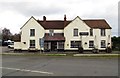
[64, 16, 112, 50]
[20, 17, 45, 50]
[64, 16, 90, 50]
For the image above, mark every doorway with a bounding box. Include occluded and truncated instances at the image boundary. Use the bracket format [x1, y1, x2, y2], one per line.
[51, 41, 57, 51]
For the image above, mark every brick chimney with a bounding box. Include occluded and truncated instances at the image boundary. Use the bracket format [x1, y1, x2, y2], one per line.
[43, 16, 46, 22]
[64, 15, 66, 21]
[64, 15, 67, 26]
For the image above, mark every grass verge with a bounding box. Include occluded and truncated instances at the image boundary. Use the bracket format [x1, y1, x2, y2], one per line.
[1, 53, 120, 58]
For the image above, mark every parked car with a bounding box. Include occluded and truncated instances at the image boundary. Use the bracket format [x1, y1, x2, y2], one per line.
[7, 41, 14, 49]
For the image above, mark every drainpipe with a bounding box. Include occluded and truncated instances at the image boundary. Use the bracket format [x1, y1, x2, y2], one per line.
[94, 35, 98, 49]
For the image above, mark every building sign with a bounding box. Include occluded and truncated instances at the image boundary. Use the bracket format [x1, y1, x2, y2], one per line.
[39, 38, 44, 48]
[79, 32, 89, 36]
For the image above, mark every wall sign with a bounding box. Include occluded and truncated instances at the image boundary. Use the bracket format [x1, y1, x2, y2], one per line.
[79, 32, 89, 36]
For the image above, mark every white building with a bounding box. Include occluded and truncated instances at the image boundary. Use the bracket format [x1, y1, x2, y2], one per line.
[14, 15, 112, 52]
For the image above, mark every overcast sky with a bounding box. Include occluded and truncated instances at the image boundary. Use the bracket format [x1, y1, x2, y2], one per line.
[0, 0, 119, 36]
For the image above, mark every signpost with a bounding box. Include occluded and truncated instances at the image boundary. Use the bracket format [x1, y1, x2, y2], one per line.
[39, 38, 44, 53]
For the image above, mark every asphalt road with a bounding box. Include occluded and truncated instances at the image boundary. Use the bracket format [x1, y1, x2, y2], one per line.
[2, 55, 118, 76]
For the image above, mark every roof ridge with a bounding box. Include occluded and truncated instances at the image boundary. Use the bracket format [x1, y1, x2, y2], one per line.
[83, 19, 105, 20]
[37, 20, 72, 21]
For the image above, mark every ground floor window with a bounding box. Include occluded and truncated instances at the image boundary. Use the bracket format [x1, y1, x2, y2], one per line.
[71, 41, 81, 48]
[30, 40, 35, 48]
[101, 40, 106, 48]
[44, 42, 50, 50]
[89, 41, 94, 48]
[44, 41, 64, 51]
[57, 42, 64, 49]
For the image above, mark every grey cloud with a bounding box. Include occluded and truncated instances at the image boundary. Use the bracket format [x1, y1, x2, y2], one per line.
[0, 2, 66, 16]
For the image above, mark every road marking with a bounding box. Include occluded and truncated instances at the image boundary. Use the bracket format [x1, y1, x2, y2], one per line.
[0, 67, 53, 75]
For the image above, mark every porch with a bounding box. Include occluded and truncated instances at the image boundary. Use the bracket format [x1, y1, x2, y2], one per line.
[44, 33, 65, 52]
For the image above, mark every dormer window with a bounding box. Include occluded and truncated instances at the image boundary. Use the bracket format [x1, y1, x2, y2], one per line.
[73, 28, 78, 36]
[49, 29, 54, 36]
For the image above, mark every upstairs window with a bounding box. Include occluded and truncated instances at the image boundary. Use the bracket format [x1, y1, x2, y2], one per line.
[101, 40, 106, 48]
[101, 29, 105, 36]
[49, 29, 54, 36]
[30, 29, 35, 36]
[90, 29, 93, 36]
[73, 29, 78, 36]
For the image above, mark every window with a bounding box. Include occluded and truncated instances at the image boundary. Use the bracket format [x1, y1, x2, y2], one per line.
[89, 41, 94, 48]
[49, 29, 54, 36]
[90, 29, 93, 36]
[73, 29, 78, 36]
[101, 40, 106, 48]
[44, 42, 49, 50]
[71, 41, 81, 48]
[58, 42, 64, 49]
[30, 40, 35, 48]
[30, 29, 35, 36]
[101, 29, 105, 36]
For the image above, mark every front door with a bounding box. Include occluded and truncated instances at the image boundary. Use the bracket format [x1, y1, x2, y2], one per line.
[51, 42, 57, 51]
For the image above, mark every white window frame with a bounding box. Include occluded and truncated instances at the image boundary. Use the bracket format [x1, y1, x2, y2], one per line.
[101, 29, 106, 36]
[89, 41, 94, 48]
[30, 40, 35, 48]
[73, 28, 78, 36]
[101, 40, 106, 48]
[30, 29, 35, 36]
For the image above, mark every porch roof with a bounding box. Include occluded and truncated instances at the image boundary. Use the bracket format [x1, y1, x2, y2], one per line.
[44, 33, 65, 41]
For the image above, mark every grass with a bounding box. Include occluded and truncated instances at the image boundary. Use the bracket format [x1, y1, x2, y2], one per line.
[1, 52, 120, 58]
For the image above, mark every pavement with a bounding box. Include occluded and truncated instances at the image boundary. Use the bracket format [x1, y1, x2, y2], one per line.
[2, 55, 118, 76]
[1, 46, 120, 54]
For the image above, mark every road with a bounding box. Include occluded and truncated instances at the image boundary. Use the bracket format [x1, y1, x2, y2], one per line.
[2, 55, 118, 76]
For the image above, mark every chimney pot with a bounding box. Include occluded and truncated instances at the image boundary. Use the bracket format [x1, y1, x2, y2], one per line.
[43, 16, 46, 22]
[64, 15, 66, 21]
[64, 15, 67, 26]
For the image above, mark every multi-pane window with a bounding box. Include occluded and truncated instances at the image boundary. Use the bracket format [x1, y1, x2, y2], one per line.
[90, 29, 93, 36]
[101, 40, 106, 48]
[30, 29, 35, 36]
[101, 29, 106, 36]
[71, 41, 81, 48]
[57, 42, 64, 49]
[30, 40, 35, 48]
[73, 29, 78, 36]
[44, 42, 50, 50]
[89, 41, 94, 48]
[49, 29, 54, 36]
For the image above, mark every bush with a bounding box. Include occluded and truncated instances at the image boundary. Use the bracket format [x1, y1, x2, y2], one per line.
[92, 48, 99, 53]
[106, 47, 112, 53]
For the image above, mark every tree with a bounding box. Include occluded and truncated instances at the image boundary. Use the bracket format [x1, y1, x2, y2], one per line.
[2, 28, 12, 41]
[13, 33, 21, 42]
[112, 36, 120, 51]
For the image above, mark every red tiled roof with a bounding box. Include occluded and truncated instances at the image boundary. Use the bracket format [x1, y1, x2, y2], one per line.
[37, 20, 71, 29]
[83, 20, 112, 29]
[44, 33, 65, 41]
[37, 19, 111, 29]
